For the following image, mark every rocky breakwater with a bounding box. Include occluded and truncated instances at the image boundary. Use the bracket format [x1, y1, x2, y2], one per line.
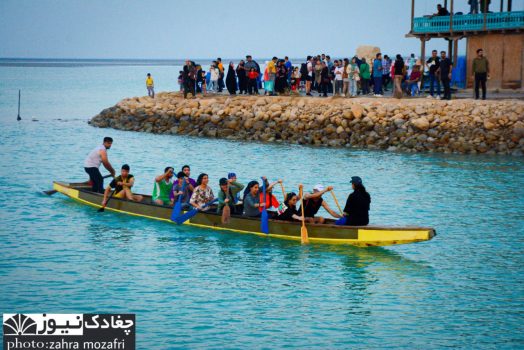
[89, 92, 524, 156]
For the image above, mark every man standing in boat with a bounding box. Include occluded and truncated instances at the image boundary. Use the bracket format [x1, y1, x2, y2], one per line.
[84, 137, 115, 193]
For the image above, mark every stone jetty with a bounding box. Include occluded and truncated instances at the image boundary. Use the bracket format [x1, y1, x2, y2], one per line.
[89, 92, 524, 156]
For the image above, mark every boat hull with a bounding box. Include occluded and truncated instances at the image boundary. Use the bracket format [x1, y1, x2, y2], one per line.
[53, 181, 436, 247]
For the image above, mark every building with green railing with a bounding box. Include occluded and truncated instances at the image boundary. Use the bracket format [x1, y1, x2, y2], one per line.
[407, 0, 523, 89]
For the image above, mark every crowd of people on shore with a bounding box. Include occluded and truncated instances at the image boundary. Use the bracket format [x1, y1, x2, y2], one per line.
[146, 47, 490, 100]
[84, 138, 371, 226]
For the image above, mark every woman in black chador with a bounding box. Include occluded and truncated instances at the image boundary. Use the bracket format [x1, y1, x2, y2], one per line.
[226, 62, 237, 95]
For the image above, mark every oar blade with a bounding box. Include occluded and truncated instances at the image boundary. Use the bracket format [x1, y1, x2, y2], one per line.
[261, 211, 269, 234]
[97, 207, 105, 213]
[301, 225, 309, 244]
[221, 205, 231, 224]
[174, 208, 197, 225]
[43, 190, 58, 196]
[171, 202, 182, 221]
[260, 177, 269, 234]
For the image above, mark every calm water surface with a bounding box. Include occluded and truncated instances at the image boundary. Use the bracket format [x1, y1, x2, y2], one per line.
[0, 63, 523, 349]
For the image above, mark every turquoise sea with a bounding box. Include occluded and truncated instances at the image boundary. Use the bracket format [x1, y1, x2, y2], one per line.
[0, 60, 523, 349]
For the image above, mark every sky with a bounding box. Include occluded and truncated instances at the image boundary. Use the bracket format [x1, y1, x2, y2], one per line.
[0, 0, 520, 60]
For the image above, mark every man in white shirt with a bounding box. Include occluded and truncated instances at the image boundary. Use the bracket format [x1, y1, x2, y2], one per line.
[334, 60, 344, 96]
[84, 137, 115, 193]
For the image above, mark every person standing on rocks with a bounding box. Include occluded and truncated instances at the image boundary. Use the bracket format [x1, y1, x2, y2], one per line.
[84, 137, 116, 193]
[334, 60, 344, 96]
[247, 68, 259, 95]
[437, 51, 453, 100]
[359, 58, 370, 95]
[217, 58, 225, 93]
[236, 60, 247, 94]
[209, 64, 219, 93]
[305, 56, 314, 96]
[226, 62, 237, 95]
[320, 62, 330, 97]
[393, 54, 406, 99]
[426, 50, 441, 99]
[349, 57, 360, 97]
[183, 60, 196, 98]
[146, 73, 154, 98]
[315, 58, 323, 94]
[275, 60, 288, 95]
[472, 48, 490, 100]
[244, 55, 260, 94]
[372, 53, 384, 97]
[382, 55, 392, 91]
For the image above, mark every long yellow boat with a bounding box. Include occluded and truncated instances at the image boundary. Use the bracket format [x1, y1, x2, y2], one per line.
[53, 180, 436, 247]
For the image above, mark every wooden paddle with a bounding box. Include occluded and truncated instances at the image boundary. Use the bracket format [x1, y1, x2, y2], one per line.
[174, 198, 218, 224]
[170, 179, 187, 221]
[44, 174, 112, 196]
[299, 184, 309, 244]
[330, 190, 344, 216]
[221, 203, 231, 224]
[98, 189, 116, 212]
[98, 175, 118, 212]
[260, 178, 269, 234]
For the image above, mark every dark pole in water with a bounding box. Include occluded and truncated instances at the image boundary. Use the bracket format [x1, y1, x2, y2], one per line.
[17, 90, 21, 121]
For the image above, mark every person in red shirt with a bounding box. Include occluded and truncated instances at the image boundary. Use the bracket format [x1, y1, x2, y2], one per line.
[247, 68, 259, 95]
[258, 177, 282, 214]
[405, 65, 422, 96]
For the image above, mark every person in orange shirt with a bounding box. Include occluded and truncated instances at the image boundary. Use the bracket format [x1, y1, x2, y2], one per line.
[259, 177, 282, 214]
[217, 57, 225, 93]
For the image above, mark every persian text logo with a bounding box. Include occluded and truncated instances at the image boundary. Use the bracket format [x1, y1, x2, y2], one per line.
[3, 314, 84, 336]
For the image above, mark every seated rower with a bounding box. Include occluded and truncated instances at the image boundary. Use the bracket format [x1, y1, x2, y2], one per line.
[242, 180, 264, 218]
[181, 165, 196, 196]
[102, 164, 143, 206]
[227, 172, 245, 203]
[152, 166, 174, 206]
[169, 171, 192, 209]
[217, 177, 244, 214]
[275, 192, 304, 222]
[189, 173, 215, 211]
[300, 184, 342, 224]
[337, 176, 371, 226]
[259, 176, 282, 215]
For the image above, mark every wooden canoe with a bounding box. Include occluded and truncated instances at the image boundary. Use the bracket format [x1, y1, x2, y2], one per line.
[53, 181, 436, 247]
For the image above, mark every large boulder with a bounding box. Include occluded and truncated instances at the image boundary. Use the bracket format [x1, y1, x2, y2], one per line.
[356, 45, 381, 62]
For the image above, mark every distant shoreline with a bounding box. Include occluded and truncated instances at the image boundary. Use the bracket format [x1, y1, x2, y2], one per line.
[0, 57, 283, 68]
[0, 56, 469, 68]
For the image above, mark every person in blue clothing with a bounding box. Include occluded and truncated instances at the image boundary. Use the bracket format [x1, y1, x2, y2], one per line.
[373, 53, 383, 97]
[284, 56, 293, 80]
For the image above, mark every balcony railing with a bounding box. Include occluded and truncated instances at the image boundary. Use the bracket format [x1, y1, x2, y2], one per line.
[413, 11, 524, 33]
